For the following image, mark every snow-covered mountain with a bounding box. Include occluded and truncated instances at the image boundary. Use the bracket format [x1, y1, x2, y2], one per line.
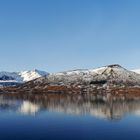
[19, 69, 48, 82]
[0, 70, 49, 85]
[16, 64, 140, 94]
[2, 64, 140, 92]
[44, 64, 140, 86]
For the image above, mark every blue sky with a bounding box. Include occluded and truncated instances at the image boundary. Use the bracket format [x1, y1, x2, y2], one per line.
[0, 0, 140, 72]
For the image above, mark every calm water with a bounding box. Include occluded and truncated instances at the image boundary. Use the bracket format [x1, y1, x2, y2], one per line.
[0, 93, 140, 140]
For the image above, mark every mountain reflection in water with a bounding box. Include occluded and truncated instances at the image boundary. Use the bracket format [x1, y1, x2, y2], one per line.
[0, 93, 140, 120]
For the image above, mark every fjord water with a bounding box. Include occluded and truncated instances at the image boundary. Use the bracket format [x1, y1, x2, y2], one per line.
[0, 94, 140, 140]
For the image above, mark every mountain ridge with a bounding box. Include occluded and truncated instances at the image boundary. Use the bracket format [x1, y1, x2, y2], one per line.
[1, 64, 140, 95]
[2, 64, 139, 95]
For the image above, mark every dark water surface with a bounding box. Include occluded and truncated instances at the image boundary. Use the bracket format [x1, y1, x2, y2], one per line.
[0, 93, 140, 140]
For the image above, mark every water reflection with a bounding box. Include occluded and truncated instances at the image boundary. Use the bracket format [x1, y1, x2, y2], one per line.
[19, 101, 40, 115]
[0, 93, 140, 119]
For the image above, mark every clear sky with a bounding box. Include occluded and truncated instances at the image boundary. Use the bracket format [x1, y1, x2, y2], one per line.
[0, 0, 140, 72]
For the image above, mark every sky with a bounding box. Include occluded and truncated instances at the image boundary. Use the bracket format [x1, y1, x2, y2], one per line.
[0, 0, 140, 72]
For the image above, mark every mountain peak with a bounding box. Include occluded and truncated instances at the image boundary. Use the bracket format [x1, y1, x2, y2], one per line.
[106, 64, 123, 68]
[19, 69, 49, 82]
